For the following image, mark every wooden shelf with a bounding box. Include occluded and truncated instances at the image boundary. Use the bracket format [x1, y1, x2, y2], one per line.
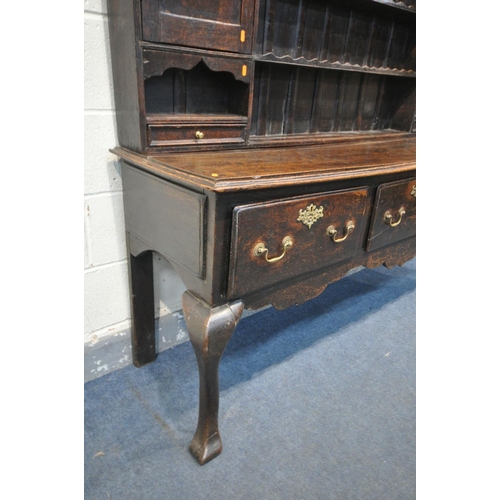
[255, 0, 416, 81]
[249, 130, 409, 148]
[255, 53, 416, 78]
[146, 114, 248, 125]
[370, 0, 416, 14]
[251, 63, 415, 139]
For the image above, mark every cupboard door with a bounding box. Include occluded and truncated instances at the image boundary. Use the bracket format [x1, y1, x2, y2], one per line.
[141, 0, 255, 54]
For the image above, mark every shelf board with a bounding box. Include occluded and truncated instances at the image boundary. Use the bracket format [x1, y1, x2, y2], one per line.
[370, 0, 416, 13]
[146, 114, 248, 125]
[254, 54, 415, 78]
[249, 130, 409, 148]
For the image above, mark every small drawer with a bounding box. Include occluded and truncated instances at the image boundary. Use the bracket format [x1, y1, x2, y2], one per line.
[366, 178, 416, 252]
[147, 122, 246, 147]
[228, 188, 369, 298]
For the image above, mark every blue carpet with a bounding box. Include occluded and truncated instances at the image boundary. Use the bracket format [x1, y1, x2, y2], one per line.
[85, 258, 416, 499]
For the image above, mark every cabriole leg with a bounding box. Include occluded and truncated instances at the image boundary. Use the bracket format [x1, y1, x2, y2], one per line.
[182, 291, 244, 465]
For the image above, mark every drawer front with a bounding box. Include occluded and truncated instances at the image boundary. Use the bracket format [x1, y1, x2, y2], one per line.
[366, 178, 416, 252]
[147, 123, 246, 147]
[228, 188, 369, 298]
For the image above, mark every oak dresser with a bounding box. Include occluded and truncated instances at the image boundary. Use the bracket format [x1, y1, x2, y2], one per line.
[107, 0, 416, 464]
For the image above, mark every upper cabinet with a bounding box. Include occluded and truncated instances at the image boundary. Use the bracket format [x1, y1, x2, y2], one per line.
[107, 0, 415, 153]
[141, 0, 256, 54]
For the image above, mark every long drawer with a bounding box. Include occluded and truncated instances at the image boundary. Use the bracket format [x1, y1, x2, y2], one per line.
[228, 188, 369, 298]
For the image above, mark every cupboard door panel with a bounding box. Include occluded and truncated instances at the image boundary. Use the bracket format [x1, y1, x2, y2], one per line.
[141, 0, 255, 54]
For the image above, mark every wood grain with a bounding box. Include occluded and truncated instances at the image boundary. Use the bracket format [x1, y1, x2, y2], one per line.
[141, 0, 256, 54]
[108, 0, 417, 467]
[113, 136, 416, 192]
[256, 0, 416, 73]
[122, 165, 207, 277]
[251, 63, 415, 138]
[126, 233, 157, 367]
[366, 177, 416, 251]
[228, 188, 369, 297]
[182, 292, 245, 465]
[244, 236, 416, 310]
[106, 0, 145, 151]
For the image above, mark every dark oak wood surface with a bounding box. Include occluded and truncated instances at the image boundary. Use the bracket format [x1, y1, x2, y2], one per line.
[117, 137, 416, 308]
[107, 0, 145, 151]
[122, 166, 207, 277]
[142, 48, 252, 83]
[182, 292, 245, 464]
[112, 135, 415, 191]
[256, 0, 415, 73]
[228, 188, 369, 297]
[107, 0, 415, 154]
[114, 133, 416, 467]
[141, 0, 256, 54]
[244, 235, 416, 311]
[126, 235, 157, 367]
[107, 0, 416, 465]
[367, 177, 416, 251]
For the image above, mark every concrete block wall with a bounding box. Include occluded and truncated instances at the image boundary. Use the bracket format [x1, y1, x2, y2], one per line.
[84, 0, 189, 381]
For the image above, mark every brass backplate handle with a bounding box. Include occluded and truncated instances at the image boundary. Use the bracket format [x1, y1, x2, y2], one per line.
[384, 207, 406, 227]
[254, 236, 293, 263]
[327, 220, 355, 243]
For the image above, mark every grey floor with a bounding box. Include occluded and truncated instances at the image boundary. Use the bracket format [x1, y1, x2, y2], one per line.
[85, 258, 416, 500]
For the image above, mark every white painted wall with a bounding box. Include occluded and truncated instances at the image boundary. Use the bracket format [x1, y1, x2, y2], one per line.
[84, 0, 188, 379]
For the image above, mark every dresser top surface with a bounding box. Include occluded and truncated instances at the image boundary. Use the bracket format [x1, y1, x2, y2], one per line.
[113, 135, 416, 192]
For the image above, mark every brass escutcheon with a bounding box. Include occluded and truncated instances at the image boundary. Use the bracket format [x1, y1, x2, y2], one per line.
[385, 207, 406, 227]
[327, 221, 355, 243]
[297, 204, 324, 229]
[254, 236, 293, 263]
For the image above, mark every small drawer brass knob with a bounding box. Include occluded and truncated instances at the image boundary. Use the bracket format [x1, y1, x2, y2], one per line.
[195, 131, 205, 139]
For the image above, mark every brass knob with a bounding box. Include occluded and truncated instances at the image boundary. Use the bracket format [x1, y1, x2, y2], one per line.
[195, 131, 204, 139]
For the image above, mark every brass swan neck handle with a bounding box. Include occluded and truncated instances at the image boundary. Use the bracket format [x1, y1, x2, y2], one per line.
[327, 220, 355, 243]
[254, 236, 293, 263]
[384, 207, 406, 227]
